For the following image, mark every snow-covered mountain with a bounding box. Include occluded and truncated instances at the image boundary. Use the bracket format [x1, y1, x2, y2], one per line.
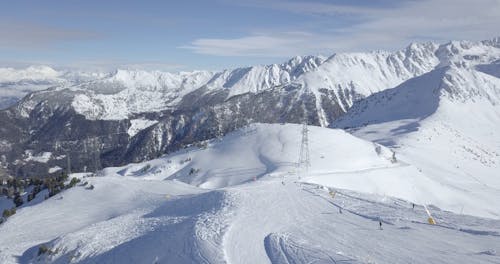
[332, 44, 500, 220]
[1, 37, 499, 178]
[1, 124, 499, 263]
[3, 38, 499, 117]
[32, 43, 443, 122]
[62, 55, 325, 120]
[0, 66, 105, 110]
[16, 38, 498, 124]
[1, 37, 500, 263]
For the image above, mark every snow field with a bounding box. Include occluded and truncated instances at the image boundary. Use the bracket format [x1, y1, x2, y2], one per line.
[0, 123, 499, 263]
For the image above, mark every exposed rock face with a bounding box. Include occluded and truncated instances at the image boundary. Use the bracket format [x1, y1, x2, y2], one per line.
[1, 38, 499, 177]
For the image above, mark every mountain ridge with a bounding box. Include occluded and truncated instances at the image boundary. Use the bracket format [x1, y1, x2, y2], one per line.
[0, 37, 499, 177]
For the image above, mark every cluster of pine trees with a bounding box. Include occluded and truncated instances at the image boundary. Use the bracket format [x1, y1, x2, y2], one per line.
[1, 173, 82, 224]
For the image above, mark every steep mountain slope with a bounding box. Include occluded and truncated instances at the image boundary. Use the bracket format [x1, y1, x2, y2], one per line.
[65, 55, 325, 120]
[1, 124, 499, 264]
[297, 42, 440, 124]
[333, 56, 500, 218]
[59, 44, 442, 123]
[1, 38, 499, 177]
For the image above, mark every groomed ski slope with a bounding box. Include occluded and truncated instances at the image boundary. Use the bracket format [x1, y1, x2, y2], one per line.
[0, 123, 499, 263]
[108, 123, 500, 218]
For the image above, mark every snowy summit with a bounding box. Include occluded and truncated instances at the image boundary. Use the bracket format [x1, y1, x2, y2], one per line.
[1, 1, 500, 263]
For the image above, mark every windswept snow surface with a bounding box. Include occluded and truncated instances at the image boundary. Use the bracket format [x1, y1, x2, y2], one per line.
[1, 124, 499, 263]
[333, 60, 500, 219]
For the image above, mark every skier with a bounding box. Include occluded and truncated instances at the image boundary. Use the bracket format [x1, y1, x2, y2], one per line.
[390, 151, 397, 163]
[412, 203, 415, 209]
[379, 221, 383, 230]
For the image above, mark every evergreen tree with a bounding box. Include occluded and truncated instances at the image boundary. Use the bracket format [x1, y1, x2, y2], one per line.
[67, 177, 81, 188]
[14, 194, 24, 207]
[2, 207, 16, 218]
[2, 209, 11, 218]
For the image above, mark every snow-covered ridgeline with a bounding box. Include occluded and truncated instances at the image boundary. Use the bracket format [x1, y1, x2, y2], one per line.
[67, 38, 500, 120]
[5, 37, 500, 120]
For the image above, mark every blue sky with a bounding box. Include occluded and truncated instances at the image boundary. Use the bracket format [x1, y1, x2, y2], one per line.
[0, 0, 499, 71]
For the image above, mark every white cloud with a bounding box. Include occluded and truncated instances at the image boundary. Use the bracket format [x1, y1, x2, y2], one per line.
[58, 60, 187, 72]
[181, 31, 336, 57]
[235, 0, 387, 16]
[0, 59, 186, 73]
[184, 0, 500, 57]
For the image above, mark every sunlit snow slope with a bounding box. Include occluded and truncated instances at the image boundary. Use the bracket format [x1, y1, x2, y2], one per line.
[1, 124, 499, 264]
[333, 54, 500, 219]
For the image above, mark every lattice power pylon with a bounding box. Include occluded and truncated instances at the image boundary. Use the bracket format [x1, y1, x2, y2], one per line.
[297, 115, 310, 180]
[297, 122, 311, 179]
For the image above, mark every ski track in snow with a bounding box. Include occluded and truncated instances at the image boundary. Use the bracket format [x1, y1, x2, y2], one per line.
[0, 123, 499, 263]
[223, 177, 500, 264]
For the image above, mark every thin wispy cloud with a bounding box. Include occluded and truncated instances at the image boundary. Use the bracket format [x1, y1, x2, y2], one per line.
[0, 59, 186, 73]
[0, 0, 498, 70]
[184, 0, 500, 57]
[181, 32, 336, 57]
[55, 60, 186, 72]
[233, 0, 391, 16]
[0, 20, 100, 49]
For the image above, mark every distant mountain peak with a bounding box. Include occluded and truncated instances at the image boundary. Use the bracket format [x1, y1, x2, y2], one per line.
[0, 65, 61, 83]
